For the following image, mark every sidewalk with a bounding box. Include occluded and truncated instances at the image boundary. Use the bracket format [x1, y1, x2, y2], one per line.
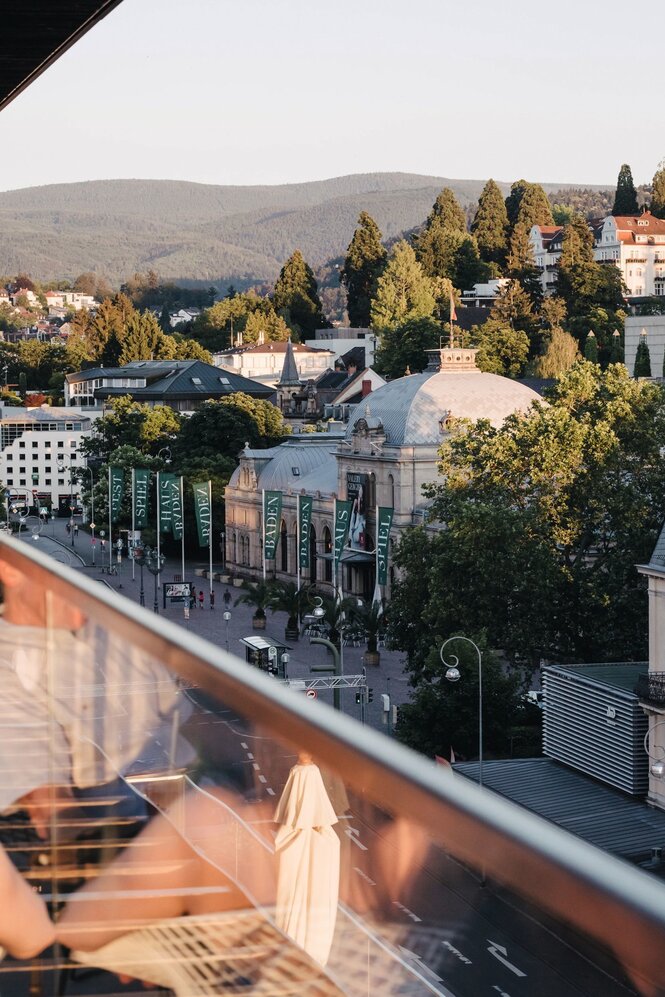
[24, 517, 412, 730]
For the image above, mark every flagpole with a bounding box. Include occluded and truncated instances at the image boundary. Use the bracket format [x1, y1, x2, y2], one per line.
[156, 470, 161, 588]
[296, 495, 301, 595]
[108, 468, 112, 573]
[262, 488, 266, 582]
[180, 476, 185, 582]
[131, 469, 136, 581]
[208, 479, 213, 595]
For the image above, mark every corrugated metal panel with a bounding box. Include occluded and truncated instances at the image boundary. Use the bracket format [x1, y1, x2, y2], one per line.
[543, 664, 648, 795]
[455, 758, 665, 860]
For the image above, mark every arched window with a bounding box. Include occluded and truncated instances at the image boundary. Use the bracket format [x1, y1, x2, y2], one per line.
[323, 526, 332, 583]
[232, 531, 237, 564]
[309, 524, 317, 582]
[388, 473, 395, 508]
[280, 520, 288, 573]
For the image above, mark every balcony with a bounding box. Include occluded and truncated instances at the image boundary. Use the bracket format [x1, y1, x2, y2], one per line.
[636, 671, 665, 707]
[0, 533, 664, 996]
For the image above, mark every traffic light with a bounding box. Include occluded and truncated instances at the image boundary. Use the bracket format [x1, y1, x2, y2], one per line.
[367, 688, 374, 704]
[355, 691, 361, 705]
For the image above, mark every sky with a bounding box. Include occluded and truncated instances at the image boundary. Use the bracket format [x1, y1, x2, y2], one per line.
[0, 0, 663, 193]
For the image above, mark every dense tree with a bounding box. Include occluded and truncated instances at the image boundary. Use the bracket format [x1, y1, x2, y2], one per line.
[374, 316, 441, 380]
[220, 393, 286, 445]
[397, 362, 665, 664]
[612, 164, 639, 216]
[490, 280, 537, 340]
[340, 212, 387, 327]
[426, 187, 467, 234]
[471, 179, 509, 267]
[370, 241, 436, 333]
[472, 318, 530, 377]
[80, 396, 182, 464]
[558, 214, 594, 268]
[173, 395, 285, 463]
[505, 180, 553, 231]
[652, 161, 665, 219]
[243, 308, 291, 344]
[119, 310, 162, 364]
[610, 330, 624, 365]
[506, 223, 542, 304]
[534, 326, 579, 378]
[583, 330, 598, 363]
[272, 250, 327, 339]
[634, 334, 652, 377]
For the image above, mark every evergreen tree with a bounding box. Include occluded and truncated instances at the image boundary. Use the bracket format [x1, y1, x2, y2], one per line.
[612, 164, 639, 216]
[634, 333, 652, 377]
[652, 161, 665, 219]
[472, 318, 530, 377]
[427, 187, 467, 234]
[583, 330, 599, 364]
[340, 212, 387, 327]
[558, 215, 594, 267]
[272, 250, 327, 339]
[414, 188, 473, 284]
[374, 316, 441, 380]
[471, 179, 509, 267]
[506, 223, 542, 304]
[243, 308, 291, 343]
[610, 330, 624, 365]
[159, 302, 172, 333]
[505, 180, 553, 231]
[370, 241, 436, 333]
[454, 237, 489, 290]
[491, 280, 537, 338]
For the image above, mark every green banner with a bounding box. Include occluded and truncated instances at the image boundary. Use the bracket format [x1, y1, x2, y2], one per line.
[158, 472, 175, 534]
[109, 466, 124, 524]
[171, 476, 183, 541]
[333, 499, 352, 570]
[376, 506, 394, 586]
[298, 494, 313, 568]
[133, 468, 150, 529]
[263, 490, 282, 561]
[192, 480, 211, 547]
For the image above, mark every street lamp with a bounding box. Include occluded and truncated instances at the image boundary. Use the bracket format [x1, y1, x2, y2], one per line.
[442, 635, 483, 788]
[145, 546, 165, 613]
[57, 455, 75, 548]
[133, 544, 147, 607]
[157, 446, 172, 465]
[223, 610, 231, 652]
[644, 720, 665, 780]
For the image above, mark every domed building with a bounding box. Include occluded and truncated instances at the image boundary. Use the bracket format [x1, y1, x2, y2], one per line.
[224, 347, 541, 598]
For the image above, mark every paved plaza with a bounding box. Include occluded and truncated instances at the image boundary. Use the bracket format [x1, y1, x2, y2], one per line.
[22, 516, 413, 731]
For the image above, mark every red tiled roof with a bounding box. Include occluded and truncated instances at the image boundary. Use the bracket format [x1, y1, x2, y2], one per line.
[612, 212, 665, 234]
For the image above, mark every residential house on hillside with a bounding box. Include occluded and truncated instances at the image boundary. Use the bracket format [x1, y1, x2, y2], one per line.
[213, 340, 335, 390]
[65, 359, 272, 411]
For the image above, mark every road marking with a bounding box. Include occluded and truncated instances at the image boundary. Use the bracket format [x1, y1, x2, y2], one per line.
[246, 752, 254, 759]
[393, 900, 422, 923]
[240, 742, 248, 749]
[258, 774, 267, 783]
[397, 946, 450, 993]
[492, 986, 512, 996]
[442, 940, 472, 965]
[252, 762, 260, 770]
[266, 787, 275, 796]
[487, 940, 527, 978]
[344, 826, 368, 851]
[353, 866, 376, 886]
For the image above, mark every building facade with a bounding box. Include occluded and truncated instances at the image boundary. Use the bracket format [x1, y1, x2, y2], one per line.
[224, 348, 541, 598]
[213, 342, 334, 390]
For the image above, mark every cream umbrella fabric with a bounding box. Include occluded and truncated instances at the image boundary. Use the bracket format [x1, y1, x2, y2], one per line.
[273, 761, 340, 966]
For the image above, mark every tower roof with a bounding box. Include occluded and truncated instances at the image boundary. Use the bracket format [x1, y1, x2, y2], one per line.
[277, 339, 302, 387]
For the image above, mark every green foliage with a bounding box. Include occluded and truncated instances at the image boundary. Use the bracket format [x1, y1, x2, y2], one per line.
[634, 337, 652, 377]
[426, 188, 467, 234]
[471, 179, 509, 267]
[374, 316, 441, 379]
[272, 250, 327, 339]
[652, 161, 665, 219]
[612, 164, 639, 216]
[583, 331, 599, 363]
[491, 280, 537, 339]
[80, 395, 181, 464]
[234, 580, 276, 619]
[472, 318, 530, 377]
[505, 180, 553, 230]
[551, 204, 575, 225]
[393, 362, 665, 665]
[340, 212, 387, 327]
[610, 331, 624, 365]
[533, 326, 579, 378]
[221, 393, 286, 444]
[415, 188, 488, 289]
[370, 241, 436, 333]
[559, 215, 594, 268]
[547, 187, 614, 221]
[268, 581, 312, 629]
[173, 394, 285, 465]
[506, 223, 542, 304]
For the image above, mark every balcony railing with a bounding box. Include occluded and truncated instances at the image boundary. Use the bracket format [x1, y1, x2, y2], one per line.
[636, 671, 665, 706]
[0, 533, 664, 996]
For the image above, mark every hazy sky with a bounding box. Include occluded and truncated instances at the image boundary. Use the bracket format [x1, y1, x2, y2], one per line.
[0, 0, 662, 192]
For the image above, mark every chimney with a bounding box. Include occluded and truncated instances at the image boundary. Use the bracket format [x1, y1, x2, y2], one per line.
[347, 360, 357, 376]
[361, 378, 372, 397]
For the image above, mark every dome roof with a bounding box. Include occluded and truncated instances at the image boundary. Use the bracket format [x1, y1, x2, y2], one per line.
[345, 369, 541, 446]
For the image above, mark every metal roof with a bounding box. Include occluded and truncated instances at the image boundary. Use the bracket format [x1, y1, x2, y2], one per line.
[71, 360, 272, 400]
[0, 2, 124, 113]
[547, 661, 645, 695]
[455, 758, 665, 862]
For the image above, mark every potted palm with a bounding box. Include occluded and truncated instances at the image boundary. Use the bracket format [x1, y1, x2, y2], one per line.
[234, 579, 275, 630]
[350, 600, 384, 666]
[269, 581, 311, 641]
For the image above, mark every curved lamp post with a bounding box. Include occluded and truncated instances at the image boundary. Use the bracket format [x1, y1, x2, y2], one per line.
[145, 546, 165, 614]
[442, 635, 483, 788]
[57, 454, 76, 547]
[644, 720, 665, 780]
[223, 610, 231, 652]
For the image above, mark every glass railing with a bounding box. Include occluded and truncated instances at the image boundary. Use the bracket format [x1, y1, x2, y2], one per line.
[0, 532, 664, 996]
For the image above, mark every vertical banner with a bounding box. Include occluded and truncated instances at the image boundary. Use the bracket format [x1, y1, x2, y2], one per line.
[159, 472, 175, 533]
[133, 468, 150, 529]
[298, 494, 313, 568]
[192, 480, 212, 548]
[376, 506, 394, 586]
[333, 499, 353, 570]
[171, 476, 183, 540]
[109, 466, 124, 524]
[263, 490, 282, 561]
[346, 472, 368, 550]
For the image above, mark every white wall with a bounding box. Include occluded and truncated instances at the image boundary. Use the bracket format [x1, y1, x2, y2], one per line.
[624, 316, 665, 378]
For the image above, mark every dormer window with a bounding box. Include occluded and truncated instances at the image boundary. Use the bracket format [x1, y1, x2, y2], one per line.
[191, 377, 202, 385]
[638, 219, 649, 227]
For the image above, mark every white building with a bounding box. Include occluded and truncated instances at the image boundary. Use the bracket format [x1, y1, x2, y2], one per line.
[624, 317, 665, 377]
[637, 527, 665, 812]
[0, 406, 93, 514]
[223, 347, 541, 599]
[307, 327, 377, 367]
[529, 225, 564, 296]
[460, 278, 510, 307]
[213, 341, 335, 389]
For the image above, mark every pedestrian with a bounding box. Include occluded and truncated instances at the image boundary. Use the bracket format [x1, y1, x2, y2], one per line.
[223, 588, 231, 609]
[209, 590, 215, 611]
[198, 590, 204, 610]
[184, 603, 190, 621]
[74, 524, 79, 537]
[65, 522, 71, 536]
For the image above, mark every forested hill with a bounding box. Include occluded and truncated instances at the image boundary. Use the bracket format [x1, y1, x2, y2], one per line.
[0, 173, 610, 286]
